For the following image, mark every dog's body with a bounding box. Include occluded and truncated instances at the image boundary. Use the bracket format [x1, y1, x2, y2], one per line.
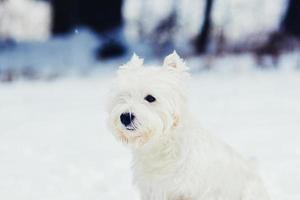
[132, 121, 268, 200]
[108, 52, 269, 200]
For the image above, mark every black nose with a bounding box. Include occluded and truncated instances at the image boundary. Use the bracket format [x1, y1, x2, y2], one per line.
[120, 113, 135, 126]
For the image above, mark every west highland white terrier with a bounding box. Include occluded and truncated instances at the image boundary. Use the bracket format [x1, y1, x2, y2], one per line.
[108, 52, 270, 200]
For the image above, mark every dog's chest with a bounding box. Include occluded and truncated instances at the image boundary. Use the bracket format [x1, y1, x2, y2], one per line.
[133, 142, 183, 181]
[133, 145, 197, 200]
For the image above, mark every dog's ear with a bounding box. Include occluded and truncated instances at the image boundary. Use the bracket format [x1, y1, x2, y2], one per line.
[163, 51, 189, 72]
[119, 53, 144, 70]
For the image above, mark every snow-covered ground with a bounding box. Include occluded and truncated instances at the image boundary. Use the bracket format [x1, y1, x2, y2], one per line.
[0, 69, 300, 200]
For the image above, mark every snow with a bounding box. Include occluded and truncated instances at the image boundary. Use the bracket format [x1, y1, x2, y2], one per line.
[0, 0, 51, 41]
[1, 69, 300, 200]
[0, 29, 96, 71]
[0, 27, 299, 79]
[0, 29, 131, 76]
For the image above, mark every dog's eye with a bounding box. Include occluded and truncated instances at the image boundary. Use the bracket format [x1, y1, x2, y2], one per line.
[144, 95, 156, 103]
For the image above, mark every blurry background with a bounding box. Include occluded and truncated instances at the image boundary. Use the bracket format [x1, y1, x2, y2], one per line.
[0, 0, 300, 200]
[0, 0, 299, 79]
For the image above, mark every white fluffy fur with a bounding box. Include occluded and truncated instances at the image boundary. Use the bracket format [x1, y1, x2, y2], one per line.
[107, 51, 270, 200]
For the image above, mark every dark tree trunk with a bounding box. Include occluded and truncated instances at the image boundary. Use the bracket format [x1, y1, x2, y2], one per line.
[50, 0, 126, 59]
[51, 0, 79, 34]
[281, 0, 300, 37]
[78, 0, 123, 33]
[51, 0, 123, 35]
[194, 0, 214, 54]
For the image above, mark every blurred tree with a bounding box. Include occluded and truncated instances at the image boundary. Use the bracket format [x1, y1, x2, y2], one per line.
[50, 0, 126, 59]
[78, 0, 123, 33]
[254, 0, 300, 67]
[194, 0, 214, 54]
[151, 0, 179, 56]
[281, 0, 300, 37]
[51, 0, 79, 34]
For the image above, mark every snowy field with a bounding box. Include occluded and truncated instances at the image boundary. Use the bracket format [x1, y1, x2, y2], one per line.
[0, 69, 300, 200]
[0, 0, 299, 199]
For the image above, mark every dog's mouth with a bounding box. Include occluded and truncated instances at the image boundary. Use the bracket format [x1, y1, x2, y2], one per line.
[125, 122, 138, 131]
[126, 127, 135, 131]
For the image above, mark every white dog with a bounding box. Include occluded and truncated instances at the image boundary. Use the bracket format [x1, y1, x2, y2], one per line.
[108, 52, 270, 200]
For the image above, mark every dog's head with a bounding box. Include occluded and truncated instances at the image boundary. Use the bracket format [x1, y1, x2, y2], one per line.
[107, 51, 190, 148]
